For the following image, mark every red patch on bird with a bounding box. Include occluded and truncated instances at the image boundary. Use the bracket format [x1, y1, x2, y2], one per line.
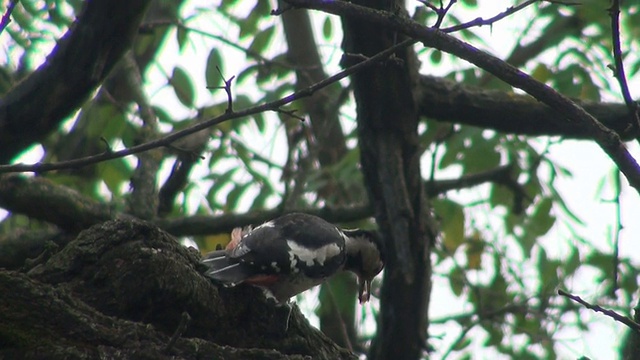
[226, 227, 243, 250]
[244, 274, 280, 286]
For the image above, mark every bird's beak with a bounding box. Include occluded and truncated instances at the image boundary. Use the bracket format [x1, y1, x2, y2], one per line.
[358, 277, 372, 304]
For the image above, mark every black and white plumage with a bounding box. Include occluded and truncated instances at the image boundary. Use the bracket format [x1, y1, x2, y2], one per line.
[201, 212, 384, 303]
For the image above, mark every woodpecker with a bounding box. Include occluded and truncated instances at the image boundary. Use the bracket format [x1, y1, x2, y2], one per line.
[201, 212, 384, 303]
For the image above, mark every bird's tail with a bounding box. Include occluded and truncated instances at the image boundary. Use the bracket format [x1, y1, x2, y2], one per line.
[201, 250, 252, 286]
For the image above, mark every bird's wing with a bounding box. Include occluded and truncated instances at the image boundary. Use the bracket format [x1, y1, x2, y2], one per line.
[229, 213, 347, 278]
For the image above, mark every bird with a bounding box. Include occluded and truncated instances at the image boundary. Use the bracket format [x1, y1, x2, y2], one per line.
[201, 212, 385, 304]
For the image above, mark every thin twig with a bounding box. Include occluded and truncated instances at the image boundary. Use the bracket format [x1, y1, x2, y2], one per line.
[164, 312, 191, 353]
[213, 66, 235, 114]
[608, 0, 640, 142]
[430, 0, 457, 29]
[0, 0, 18, 35]
[0, 38, 415, 174]
[441, 324, 472, 360]
[442, 0, 539, 33]
[558, 289, 640, 332]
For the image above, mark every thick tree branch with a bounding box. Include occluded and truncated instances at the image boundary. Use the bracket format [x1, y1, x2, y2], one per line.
[418, 75, 637, 139]
[0, 165, 516, 238]
[156, 206, 375, 237]
[284, 0, 640, 193]
[0, 175, 116, 232]
[1, 220, 353, 360]
[0, 0, 152, 163]
[0, 167, 518, 271]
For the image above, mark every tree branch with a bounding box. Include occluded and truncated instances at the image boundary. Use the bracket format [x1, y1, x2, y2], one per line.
[0, 165, 520, 239]
[155, 206, 375, 237]
[558, 289, 640, 333]
[284, 0, 640, 194]
[418, 75, 637, 139]
[441, 0, 539, 33]
[608, 0, 640, 140]
[0, 38, 413, 174]
[0, 175, 116, 232]
[0, 0, 18, 34]
[0, 0, 152, 163]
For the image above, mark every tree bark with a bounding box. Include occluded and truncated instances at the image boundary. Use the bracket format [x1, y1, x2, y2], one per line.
[341, 1, 435, 359]
[0, 219, 356, 360]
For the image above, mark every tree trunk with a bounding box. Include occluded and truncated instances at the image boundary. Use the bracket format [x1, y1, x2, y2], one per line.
[341, 1, 436, 359]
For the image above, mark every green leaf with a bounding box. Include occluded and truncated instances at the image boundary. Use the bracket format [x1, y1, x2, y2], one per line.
[176, 26, 189, 52]
[531, 64, 552, 83]
[452, 337, 472, 351]
[97, 159, 131, 195]
[489, 183, 514, 210]
[248, 26, 275, 54]
[170, 67, 195, 107]
[251, 185, 274, 209]
[205, 48, 224, 91]
[236, 64, 259, 85]
[317, 273, 357, 318]
[449, 267, 465, 297]
[433, 199, 465, 253]
[206, 168, 237, 209]
[430, 50, 442, 64]
[462, 133, 500, 173]
[226, 182, 249, 210]
[538, 247, 560, 287]
[465, 233, 485, 270]
[529, 197, 555, 236]
[564, 248, 581, 276]
[152, 106, 174, 125]
[585, 251, 614, 274]
[322, 17, 332, 40]
[252, 114, 266, 133]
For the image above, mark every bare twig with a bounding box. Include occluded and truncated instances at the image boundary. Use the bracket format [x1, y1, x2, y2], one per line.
[441, 324, 472, 360]
[0, 39, 414, 174]
[426, 164, 530, 210]
[0, 0, 18, 35]
[424, 0, 457, 29]
[271, 4, 294, 16]
[274, 107, 305, 121]
[164, 312, 191, 353]
[442, 0, 539, 33]
[212, 66, 235, 114]
[608, 0, 640, 141]
[417, 0, 439, 14]
[558, 289, 640, 333]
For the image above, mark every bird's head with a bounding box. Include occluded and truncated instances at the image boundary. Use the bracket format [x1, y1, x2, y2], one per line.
[342, 229, 385, 303]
